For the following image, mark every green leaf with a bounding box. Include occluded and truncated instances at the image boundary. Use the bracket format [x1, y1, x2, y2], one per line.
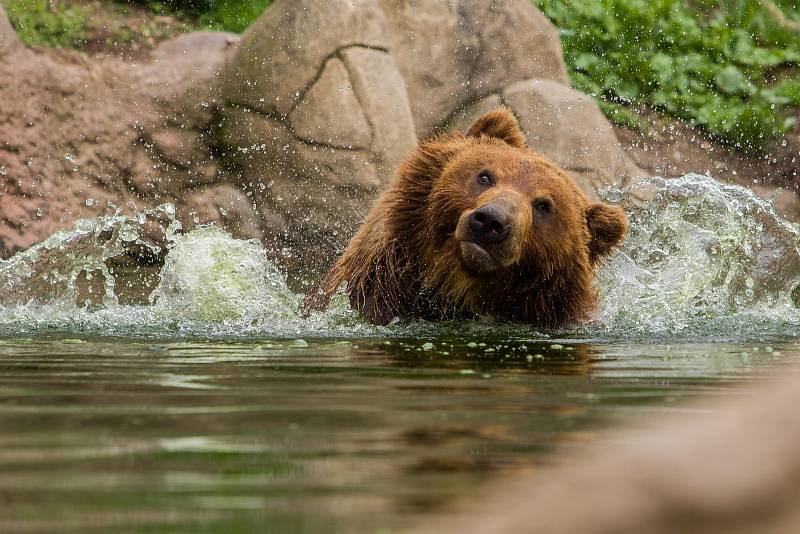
[615, 81, 640, 102]
[574, 52, 599, 71]
[714, 66, 754, 95]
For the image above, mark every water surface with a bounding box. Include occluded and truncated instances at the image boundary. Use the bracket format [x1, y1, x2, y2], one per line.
[1, 336, 797, 533]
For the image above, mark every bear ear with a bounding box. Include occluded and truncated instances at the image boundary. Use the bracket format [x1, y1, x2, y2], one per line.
[586, 202, 628, 262]
[466, 108, 526, 148]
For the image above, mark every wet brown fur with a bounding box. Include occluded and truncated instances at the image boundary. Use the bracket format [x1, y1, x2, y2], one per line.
[302, 108, 628, 328]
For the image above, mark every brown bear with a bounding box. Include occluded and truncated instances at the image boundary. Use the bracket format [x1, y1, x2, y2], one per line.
[302, 108, 627, 328]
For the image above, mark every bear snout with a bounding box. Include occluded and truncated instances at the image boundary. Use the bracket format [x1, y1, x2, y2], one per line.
[469, 205, 511, 245]
[455, 200, 524, 274]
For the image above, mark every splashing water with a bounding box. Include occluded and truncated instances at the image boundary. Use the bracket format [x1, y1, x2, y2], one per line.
[591, 173, 800, 339]
[1, 174, 799, 340]
[152, 226, 297, 323]
[0, 205, 373, 338]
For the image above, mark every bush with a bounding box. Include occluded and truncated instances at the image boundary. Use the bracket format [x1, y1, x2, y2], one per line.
[196, 0, 271, 33]
[134, 0, 271, 33]
[535, 0, 800, 151]
[4, 0, 89, 48]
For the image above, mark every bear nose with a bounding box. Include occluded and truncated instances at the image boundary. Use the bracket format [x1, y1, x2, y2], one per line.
[469, 205, 510, 244]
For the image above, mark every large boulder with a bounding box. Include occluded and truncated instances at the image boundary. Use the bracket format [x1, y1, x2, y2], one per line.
[378, 0, 570, 136]
[217, 0, 417, 273]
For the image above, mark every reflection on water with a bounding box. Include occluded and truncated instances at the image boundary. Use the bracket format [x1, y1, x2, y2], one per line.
[0, 336, 796, 533]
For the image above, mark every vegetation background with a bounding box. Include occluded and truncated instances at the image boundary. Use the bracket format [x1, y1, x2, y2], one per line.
[3, 0, 799, 153]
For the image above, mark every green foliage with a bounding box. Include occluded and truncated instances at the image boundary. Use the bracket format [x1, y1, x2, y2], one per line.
[5, 0, 272, 48]
[597, 99, 645, 129]
[536, 0, 800, 151]
[4, 0, 89, 48]
[136, 0, 272, 33]
[196, 0, 271, 33]
[767, 78, 800, 106]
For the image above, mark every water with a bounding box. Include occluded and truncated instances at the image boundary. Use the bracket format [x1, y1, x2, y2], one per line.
[2, 337, 797, 533]
[592, 174, 800, 339]
[1, 174, 800, 532]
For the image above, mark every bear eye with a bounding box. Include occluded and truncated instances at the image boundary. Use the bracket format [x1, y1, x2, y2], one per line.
[534, 198, 553, 215]
[476, 170, 495, 187]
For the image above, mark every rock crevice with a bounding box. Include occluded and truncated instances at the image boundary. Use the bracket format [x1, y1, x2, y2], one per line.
[286, 43, 390, 116]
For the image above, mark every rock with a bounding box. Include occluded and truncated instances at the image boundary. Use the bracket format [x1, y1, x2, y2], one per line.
[379, 0, 570, 136]
[216, 106, 380, 242]
[446, 94, 505, 131]
[142, 31, 240, 102]
[139, 31, 240, 129]
[504, 80, 638, 193]
[0, 39, 119, 256]
[150, 130, 201, 167]
[145, 129, 218, 189]
[289, 57, 372, 148]
[339, 46, 417, 168]
[751, 184, 800, 222]
[448, 80, 644, 198]
[224, 0, 387, 117]
[218, 0, 417, 274]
